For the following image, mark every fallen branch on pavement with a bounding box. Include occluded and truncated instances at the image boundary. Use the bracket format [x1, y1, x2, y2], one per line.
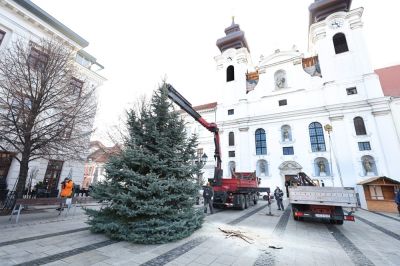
[218, 227, 254, 244]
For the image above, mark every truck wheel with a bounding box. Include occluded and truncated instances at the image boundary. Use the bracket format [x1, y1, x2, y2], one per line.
[292, 209, 299, 221]
[253, 195, 258, 205]
[244, 195, 249, 209]
[336, 220, 344, 225]
[263, 195, 268, 201]
[238, 195, 245, 210]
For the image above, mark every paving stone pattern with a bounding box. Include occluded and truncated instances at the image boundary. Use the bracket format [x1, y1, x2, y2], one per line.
[326, 224, 375, 266]
[140, 237, 208, 266]
[1, 202, 400, 265]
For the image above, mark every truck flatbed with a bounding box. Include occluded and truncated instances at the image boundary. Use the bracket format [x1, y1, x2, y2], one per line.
[289, 186, 357, 207]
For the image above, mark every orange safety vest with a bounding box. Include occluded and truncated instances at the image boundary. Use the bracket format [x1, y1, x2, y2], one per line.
[60, 180, 74, 197]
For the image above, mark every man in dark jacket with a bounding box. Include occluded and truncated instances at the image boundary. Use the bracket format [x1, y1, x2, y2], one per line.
[274, 186, 284, 211]
[203, 182, 214, 214]
[395, 189, 400, 216]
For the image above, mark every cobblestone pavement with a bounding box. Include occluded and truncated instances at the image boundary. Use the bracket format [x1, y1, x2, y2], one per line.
[0, 201, 399, 265]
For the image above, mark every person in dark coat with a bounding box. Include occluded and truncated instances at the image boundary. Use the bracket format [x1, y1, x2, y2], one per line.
[274, 186, 284, 211]
[395, 189, 400, 216]
[203, 182, 214, 214]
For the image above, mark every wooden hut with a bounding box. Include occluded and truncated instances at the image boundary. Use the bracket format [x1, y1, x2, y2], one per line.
[358, 176, 400, 213]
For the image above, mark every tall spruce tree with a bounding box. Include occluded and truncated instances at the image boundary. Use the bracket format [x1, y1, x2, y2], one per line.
[86, 84, 204, 244]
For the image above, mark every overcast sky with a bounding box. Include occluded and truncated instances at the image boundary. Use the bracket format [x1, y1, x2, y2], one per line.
[33, 0, 400, 145]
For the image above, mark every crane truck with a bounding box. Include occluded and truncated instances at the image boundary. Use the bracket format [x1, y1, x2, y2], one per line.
[289, 172, 356, 224]
[166, 84, 269, 210]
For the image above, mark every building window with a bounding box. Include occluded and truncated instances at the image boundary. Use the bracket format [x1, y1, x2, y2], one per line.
[228, 109, 234, 115]
[354, 117, 366, 135]
[309, 122, 326, 152]
[0, 30, 5, 45]
[283, 147, 294, 155]
[228, 151, 235, 157]
[70, 77, 84, 97]
[228, 132, 235, 146]
[256, 160, 268, 176]
[196, 148, 203, 159]
[227, 65, 234, 82]
[279, 99, 287, 106]
[333, 33, 349, 54]
[358, 142, 371, 151]
[43, 160, 64, 194]
[369, 185, 384, 200]
[281, 125, 292, 141]
[346, 87, 357, 95]
[255, 128, 267, 155]
[28, 46, 48, 69]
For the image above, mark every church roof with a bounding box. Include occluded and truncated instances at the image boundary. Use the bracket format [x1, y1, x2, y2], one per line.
[375, 65, 400, 97]
[308, 0, 352, 25]
[357, 176, 400, 185]
[192, 102, 217, 111]
[216, 18, 249, 53]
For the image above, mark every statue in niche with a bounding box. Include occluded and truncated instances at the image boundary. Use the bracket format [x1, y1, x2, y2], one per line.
[274, 70, 287, 89]
[363, 159, 373, 173]
[283, 129, 289, 140]
[318, 161, 326, 174]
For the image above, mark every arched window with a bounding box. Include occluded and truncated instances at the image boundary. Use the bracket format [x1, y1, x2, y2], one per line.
[354, 117, 367, 135]
[281, 125, 292, 141]
[361, 155, 377, 176]
[228, 161, 236, 177]
[314, 157, 330, 176]
[256, 160, 268, 176]
[333, 33, 348, 54]
[228, 132, 235, 146]
[255, 128, 267, 155]
[227, 65, 234, 82]
[274, 69, 287, 89]
[309, 122, 326, 152]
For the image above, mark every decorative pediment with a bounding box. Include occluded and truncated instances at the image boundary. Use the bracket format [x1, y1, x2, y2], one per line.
[279, 161, 302, 171]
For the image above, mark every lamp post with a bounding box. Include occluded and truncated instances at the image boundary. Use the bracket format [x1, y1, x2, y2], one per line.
[195, 153, 208, 186]
[324, 124, 343, 187]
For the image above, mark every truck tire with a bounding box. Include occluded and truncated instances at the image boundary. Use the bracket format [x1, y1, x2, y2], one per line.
[292, 209, 299, 221]
[244, 195, 249, 209]
[336, 219, 344, 225]
[253, 195, 258, 205]
[238, 195, 245, 210]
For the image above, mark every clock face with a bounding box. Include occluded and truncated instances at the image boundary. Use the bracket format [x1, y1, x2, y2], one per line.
[330, 18, 344, 29]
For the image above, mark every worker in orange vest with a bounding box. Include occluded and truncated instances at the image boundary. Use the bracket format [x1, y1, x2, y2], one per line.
[57, 177, 74, 211]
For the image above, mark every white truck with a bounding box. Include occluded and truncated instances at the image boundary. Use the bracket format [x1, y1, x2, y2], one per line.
[288, 173, 357, 225]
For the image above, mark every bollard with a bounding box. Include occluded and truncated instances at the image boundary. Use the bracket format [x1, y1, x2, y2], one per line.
[266, 192, 273, 216]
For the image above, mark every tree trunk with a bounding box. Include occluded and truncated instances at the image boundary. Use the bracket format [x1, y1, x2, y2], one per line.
[15, 150, 30, 199]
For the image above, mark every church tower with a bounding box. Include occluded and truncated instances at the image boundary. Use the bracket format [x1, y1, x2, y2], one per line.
[308, 0, 383, 99]
[214, 18, 254, 106]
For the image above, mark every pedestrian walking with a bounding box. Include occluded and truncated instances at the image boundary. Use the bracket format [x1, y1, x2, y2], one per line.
[203, 182, 214, 214]
[81, 176, 91, 197]
[274, 186, 284, 211]
[57, 177, 74, 212]
[395, 189, 400, 217]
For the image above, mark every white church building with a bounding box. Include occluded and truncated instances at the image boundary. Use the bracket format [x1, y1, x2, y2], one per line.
[182, 0, 400, 210]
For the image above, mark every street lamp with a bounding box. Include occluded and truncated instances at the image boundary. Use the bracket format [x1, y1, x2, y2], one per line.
[201, 153, 208, 164]
[195, 153, 208, 186]
[324, 124, 343, 187]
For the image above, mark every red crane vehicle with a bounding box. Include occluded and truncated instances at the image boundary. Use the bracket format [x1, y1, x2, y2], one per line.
[166, 84, 269, 210]
[289, 172, 356, 224]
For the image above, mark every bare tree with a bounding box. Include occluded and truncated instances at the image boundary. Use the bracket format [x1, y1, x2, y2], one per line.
[0, 38, 97, 198]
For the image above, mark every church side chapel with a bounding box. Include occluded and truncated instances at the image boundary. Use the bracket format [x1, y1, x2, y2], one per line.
[181, 0, 400, 212]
